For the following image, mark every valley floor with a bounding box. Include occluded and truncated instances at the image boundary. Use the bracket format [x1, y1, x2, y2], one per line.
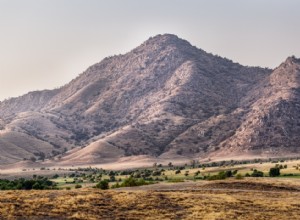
[0, 179, 300, 220]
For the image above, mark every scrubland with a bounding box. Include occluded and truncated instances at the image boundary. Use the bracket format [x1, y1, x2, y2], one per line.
[0, 178, 300, 220]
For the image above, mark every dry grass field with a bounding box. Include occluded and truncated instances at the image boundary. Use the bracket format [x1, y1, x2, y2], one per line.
[0, 178, 300, 220]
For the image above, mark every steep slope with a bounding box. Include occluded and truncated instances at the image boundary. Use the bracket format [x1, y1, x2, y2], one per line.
[0, 34, 299, 166]
[45, 34, 270, 162]
[0, 89, 59, 118]
[216, 57, 300, 158]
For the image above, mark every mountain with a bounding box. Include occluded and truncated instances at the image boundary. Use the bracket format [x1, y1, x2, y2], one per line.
[0, 34, 299, 166]
[219, 56, 300, 157]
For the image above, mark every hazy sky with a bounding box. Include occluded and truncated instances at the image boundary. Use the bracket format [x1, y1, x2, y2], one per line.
[0, 0, 300, 101]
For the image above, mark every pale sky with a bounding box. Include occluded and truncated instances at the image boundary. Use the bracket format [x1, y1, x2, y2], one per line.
[0, 0, 299, 101]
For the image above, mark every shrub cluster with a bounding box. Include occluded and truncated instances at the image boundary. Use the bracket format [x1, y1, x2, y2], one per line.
[245, 169, 264, 177]
[95, 177, 154, 190]
[0, 177, 56, 190]
[112, 177, 154, 188]
[206, 170, 233, 180]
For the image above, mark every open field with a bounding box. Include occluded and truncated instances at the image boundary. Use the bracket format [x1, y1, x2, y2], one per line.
[0, 159, 300, 179]
[1, 159, 300, 219]
[1, 158, 300, 189]
[0, 178, 300, 219]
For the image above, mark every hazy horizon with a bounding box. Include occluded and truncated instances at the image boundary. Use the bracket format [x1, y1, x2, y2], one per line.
[1, 0, 300, 101]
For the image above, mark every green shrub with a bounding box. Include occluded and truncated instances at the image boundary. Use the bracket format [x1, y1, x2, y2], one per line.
[121, 177, 145, 187]
[75, 184, 82, 189]
[96, 180, 109, 190]
[175, 170, 181, 174]
[111, 182, 120, 189]
[0, 178, 56, 190]
[111, 177, 154, 188]
[208, 171, 227, 180]
[269, 167, 280, 177]
[225, 170, 233, 177]
[235, 174, 244, 179]
[250, 169, 264, 177]
[52, 174, 59, 179]
[32, 182, 42, 190]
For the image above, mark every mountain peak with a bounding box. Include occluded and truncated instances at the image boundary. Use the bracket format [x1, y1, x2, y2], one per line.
[151, 33, 182, 41]
[285, 56, 300, 64]
[140, 33, 193, 49]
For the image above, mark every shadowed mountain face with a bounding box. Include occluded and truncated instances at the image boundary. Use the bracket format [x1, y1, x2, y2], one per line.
[0, 34, 299, 165]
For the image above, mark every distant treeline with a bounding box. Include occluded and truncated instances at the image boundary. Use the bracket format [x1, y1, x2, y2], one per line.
[0, 177, 56, 190]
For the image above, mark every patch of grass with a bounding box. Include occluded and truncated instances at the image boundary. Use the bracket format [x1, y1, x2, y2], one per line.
[0, 179, 300, 219]
[167, 178, 184, 183]
[111, 177, 154, 188]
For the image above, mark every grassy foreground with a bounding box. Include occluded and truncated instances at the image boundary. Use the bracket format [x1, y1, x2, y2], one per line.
[0, 179, 300, 220]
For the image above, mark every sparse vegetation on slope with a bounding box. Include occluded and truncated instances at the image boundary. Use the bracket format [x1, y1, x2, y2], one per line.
[2, 35, 300, 166]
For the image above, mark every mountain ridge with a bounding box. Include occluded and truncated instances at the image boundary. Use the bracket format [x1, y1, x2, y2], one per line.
[0, 34, 299, 166]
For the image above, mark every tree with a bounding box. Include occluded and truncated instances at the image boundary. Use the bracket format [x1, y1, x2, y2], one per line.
[269, 167, 280, 177]
[251, 169, 264, 177]
[225, 170, 233, 177]
[194, 171, 200, 176]
[32, 182, 41, 190]
[109, 175, 116, 182]
[30, 157, 36, 162]
[190, 160, 196, 168]
[175, 170, 181, 174]
[38, 152, 45, 161]
[184, 171, 189, 176]
[96, 180, 109, 190]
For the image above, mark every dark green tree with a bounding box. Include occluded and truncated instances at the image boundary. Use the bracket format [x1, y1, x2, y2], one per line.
[96, 180, 109, 190]
[269, 167, 280, 177]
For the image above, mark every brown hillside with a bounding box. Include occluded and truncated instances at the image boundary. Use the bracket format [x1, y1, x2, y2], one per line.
[0, 34, 299, 166]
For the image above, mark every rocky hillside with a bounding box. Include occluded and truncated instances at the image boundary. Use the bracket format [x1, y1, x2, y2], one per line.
[0, 34, 299, 165]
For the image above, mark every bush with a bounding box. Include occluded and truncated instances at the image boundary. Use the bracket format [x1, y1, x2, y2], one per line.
[111, 177, 154, 188]
[225, 170, 233, 177]
[235, 174, 244, 179]
[250, 169, 264, 177]
[111, 182, 120, 189]
[121, 177, 145, 187]
[32, 182, 41, 190]
[208, 171, 227, 180]
[52, 174, 59, 179]
[269, 167, 280, 177]
[96, 180, 109, 190]
[75, 184, 82, 189]
[194, 171, 200, 176]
